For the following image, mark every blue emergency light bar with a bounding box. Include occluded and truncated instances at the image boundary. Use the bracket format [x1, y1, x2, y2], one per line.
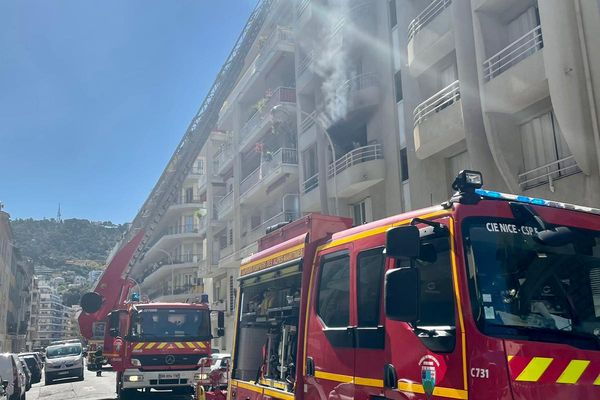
[475, 189, 600, 216]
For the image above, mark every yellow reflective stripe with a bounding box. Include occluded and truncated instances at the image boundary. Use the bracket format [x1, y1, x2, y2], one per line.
[556, 360, 590, 384]
[398, 381, 468, 400]
[186, 342, 196, 349]
[594, 374, 600, 385]
[145, 342, 156, 349]
[507, 355, 514, 362]
[354, 376, 383, 388]
[263, 388, 294, 400]
[196, 342, 206, 349]
[314, 370, 354, 383]
[175, 342, 184, 349]
[516, 357, 553, 382]
[157, 342, 167, 349]
[133, 343, 144, 350]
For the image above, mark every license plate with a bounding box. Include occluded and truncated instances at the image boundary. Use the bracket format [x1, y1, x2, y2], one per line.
[158, 373, 180, 380]
[57, 371, 69, 375]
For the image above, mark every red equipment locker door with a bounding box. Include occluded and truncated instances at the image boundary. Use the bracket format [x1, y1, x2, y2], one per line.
[305, 246, 355, 400]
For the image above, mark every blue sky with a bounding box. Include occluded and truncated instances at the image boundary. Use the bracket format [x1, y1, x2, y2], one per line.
[0, 0, 257, 223]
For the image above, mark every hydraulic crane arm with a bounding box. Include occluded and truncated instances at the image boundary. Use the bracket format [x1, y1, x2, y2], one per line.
[78, 230, 145, 339]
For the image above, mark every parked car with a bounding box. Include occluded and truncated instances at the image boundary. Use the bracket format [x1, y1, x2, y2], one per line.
[17, 358, 40, 385]
[17, 354, 42, 370]
[44, 343, 84, 385]
[0, 378, 8, 400]
[0, 353, 26, 400]
[17, 363, 29, 392]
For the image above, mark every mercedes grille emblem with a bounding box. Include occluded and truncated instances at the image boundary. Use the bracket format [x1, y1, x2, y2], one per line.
[165, 355, 176, 365]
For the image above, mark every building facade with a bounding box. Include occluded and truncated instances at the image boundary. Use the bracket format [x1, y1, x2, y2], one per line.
[32, 284, 73, 348]
[129, 0, 600, 352]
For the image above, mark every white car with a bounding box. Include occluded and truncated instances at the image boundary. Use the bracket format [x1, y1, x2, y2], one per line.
[44, 343, 84, 385]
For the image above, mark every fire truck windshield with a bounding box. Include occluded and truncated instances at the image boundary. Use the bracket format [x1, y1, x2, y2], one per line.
[130, 308, 211, 341]
[463, 218, 600, 349]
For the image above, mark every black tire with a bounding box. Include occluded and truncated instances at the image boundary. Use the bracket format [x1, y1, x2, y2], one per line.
[78, 368, 84, 381]
[44, 374, 53, 386]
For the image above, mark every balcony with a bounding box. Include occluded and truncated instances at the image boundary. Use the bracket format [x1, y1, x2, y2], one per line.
[408, 0, 454, 76]
[215, 191, 233, 220]
[518, 155, 581, 192]
[255, 26, 294, 71]
[214, 146, 234, 175]
[482, 25, 546, 114]
[331, 73, 379, 126]
[152, 284, 204, 302]
[327, 144, 385, 198]
[240, 148, 299, 203]
[240, 87, 296, 150]
[413, 80, 465, 159]
[141, 254, 203, 287]
[245, 210, 300, 245]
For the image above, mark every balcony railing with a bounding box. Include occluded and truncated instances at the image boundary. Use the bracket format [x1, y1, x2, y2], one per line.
[408, 0, 452, 41]
[483, 25, 543, 81]
[518, 155, 581, 191]
[216, 191, 233, 217]
[247, 210, 300, 243]
[240, 87, 296, 148]
[297, 0, 310, 17]
[240, 167, 261, 196]
[214, 146, 234, 173]
[256, 26, 294, 69]
[303, 173, 319, 193]
[178, 195, 203, 205]
[414, 80, 460, 127]
[328, 144, 383, 179]
[263, 148, 298, 179]
[297, 51, 314, 76]
[336, 72, 378, 98]
[166, 224, 200, 235]
[301, 111, 317, 133]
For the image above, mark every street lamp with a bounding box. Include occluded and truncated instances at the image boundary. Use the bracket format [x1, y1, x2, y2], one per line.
[271, 104, 339, 215]
[156, 248, 174, 296]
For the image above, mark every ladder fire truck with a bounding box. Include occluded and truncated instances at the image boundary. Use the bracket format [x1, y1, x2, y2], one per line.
[78, 231, 225, 399]
[229, 170, 600, 400]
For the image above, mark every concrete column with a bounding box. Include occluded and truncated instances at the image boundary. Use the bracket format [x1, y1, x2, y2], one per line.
[232, 102, 243, 252]
[205, 137, 215, 273]
[317, 130, 330, 214]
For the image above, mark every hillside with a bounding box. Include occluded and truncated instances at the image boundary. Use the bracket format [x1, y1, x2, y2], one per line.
[11, 218, 127, 268]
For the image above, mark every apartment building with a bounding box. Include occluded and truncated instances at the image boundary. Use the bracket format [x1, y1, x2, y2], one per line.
[33, 284, 73, 348]
[0, 209, 13, 351]
[133, 156, 213, 303]
[26, 276, 40, 351]
[391, 0, 600, 207]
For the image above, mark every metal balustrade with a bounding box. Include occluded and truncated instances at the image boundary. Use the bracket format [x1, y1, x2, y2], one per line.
[240, 167, 261, 196]
[297, 0, 310, 17]
[518, 155, 581, 191]
[247, 210, 300, 243]
[256, 26, 294, 68]
[178, 195, 203, 205]
[297, 51, 314, 76]
[336, 72, 378, 98]
[301, 111, 317, 133]
[166, 224, 200, 235]
[408, 0, 452, 41]
[303, 173, 319, 193]
[483, 25, 543, 81]
[328, 144, 383, 179]
[413, 80, 460, 127]
[214, 146, 234, 173]
[216, 191, 233, 216]
[240, 87, 296, 148]
[240, 148, 298, 197]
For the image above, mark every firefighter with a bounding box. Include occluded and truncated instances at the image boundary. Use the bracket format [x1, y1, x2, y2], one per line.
[94, 349, 104, 376]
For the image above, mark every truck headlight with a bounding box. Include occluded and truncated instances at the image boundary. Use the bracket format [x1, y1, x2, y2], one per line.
[131, 359, 141, 367]
[126, 375, 144, 382]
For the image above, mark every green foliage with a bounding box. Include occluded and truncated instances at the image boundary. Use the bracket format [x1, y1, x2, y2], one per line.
[11, 218, 127, 267]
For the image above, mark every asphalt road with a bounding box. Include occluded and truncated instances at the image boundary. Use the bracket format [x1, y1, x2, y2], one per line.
[26, 367, 196, 400]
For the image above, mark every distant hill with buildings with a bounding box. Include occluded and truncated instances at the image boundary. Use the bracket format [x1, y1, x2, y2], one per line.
[11, 218, 127, 268]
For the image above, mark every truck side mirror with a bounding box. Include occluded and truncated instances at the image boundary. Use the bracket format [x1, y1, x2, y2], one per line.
[109, 328, 119, 338]
[216, 311, 225, 337]
[386, 226, 420, 259]
[385, 267, 420, 322]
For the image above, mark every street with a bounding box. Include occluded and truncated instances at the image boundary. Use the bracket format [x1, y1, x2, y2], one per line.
[26, 368, 196, 400]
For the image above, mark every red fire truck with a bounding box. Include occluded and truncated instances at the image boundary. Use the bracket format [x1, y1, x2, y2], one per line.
[78, 231, 224, 399]
[229, 170, 600, 400]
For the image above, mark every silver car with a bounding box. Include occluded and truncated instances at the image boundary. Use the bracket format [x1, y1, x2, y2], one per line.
[44, 344, 84, 385]
[0, 354, 26, 400]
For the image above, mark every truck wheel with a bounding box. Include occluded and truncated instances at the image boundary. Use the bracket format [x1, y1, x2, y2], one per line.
[116, 377, 135, 400]
[45, 374, 53, 385]
[77, 368, 84, 381]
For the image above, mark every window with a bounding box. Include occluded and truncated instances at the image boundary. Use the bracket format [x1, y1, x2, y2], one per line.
[302, 145, 318, 178]
[520, 110, 577, 187]
[185, 188, 194, 203]
[388, 0, 397, 28]
[357, 248, 385, 326]
[394, 70, 403, 103]
[317, 254, 350, 327]
[352, 198, 372, 225]
[400, 147, 409, 182]
[184, 215, 194, 233]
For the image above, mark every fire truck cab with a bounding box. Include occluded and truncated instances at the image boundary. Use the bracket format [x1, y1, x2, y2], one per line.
[230, 170, 600, 400]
